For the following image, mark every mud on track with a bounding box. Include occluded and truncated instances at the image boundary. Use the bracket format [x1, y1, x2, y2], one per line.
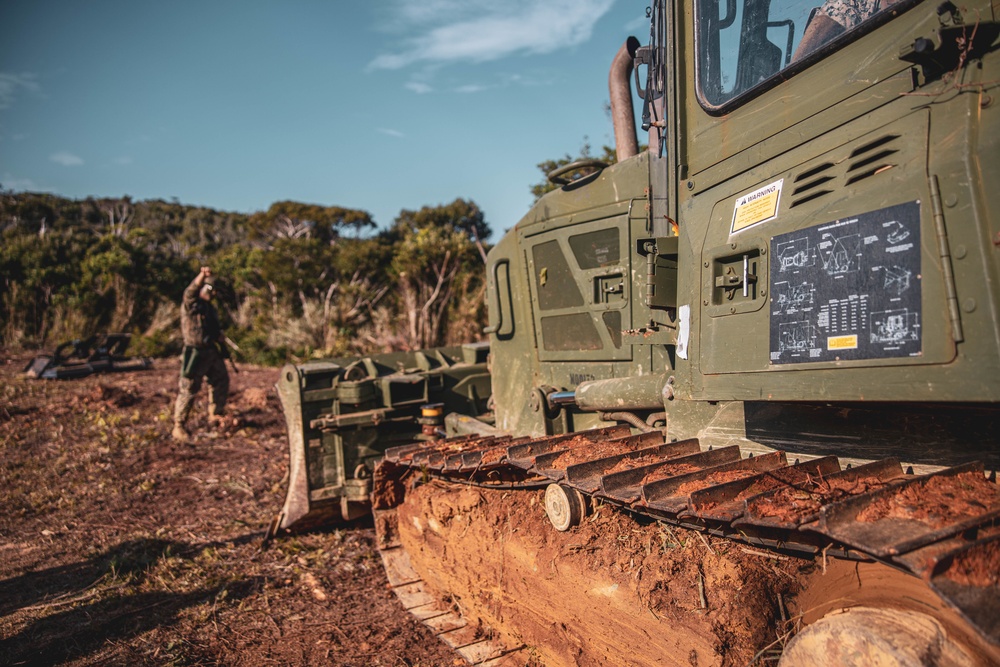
[396, 479, 806, 667]
[0, 355, 459, 666]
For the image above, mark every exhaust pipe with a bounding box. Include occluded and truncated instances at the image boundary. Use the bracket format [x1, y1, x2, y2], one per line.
[544, 374, 672, 413]
[610, 36, 641, 162]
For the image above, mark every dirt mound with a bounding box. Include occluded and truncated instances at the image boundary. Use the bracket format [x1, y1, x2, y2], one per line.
[397, 478, 806, 666]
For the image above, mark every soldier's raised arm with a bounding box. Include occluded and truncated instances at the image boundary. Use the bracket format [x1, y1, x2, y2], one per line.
[183, 266, 212, 306]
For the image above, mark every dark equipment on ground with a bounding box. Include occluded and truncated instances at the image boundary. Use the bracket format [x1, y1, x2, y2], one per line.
[23, 333, 153, 380]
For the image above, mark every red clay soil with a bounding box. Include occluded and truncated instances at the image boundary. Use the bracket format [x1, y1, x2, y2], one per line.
[672, 469, 762, 497]
[548, 439, 645, 470]
[640, 462, 701, 486]
[441, 439, 497, 455]
[692, 471, 806, 514]
[942, 539, 1000, 587]
[730, 469, 816, 502]
[396, 444, 432, 464]
[392, 475, 1000, 666]
[0, 354, 460, 666]
[395, 478, 806, 667]
[856, 472, 999, 529]
[522, 434, 594, 459]
[478, 446, 508, 466]
[748, 474, 888, 524]
[602, 451, 678, 475]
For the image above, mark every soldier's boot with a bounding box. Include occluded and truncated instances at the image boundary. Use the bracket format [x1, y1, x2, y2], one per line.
[172, 422, 190, 443]
[208, 404, 224, 428]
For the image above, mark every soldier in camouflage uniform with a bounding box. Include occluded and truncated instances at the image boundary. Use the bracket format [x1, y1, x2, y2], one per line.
[172, 266, 230, 442]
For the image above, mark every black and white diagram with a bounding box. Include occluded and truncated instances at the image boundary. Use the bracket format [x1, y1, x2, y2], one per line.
[776, 237, 815, 272]
[883, 266, 912, 296]
[819, 232, 862, 275]
[871, 309, 920, 346]
[886, 220, 911, 244]
[773, 281, 815, 314]
[777, 321, 820, 353]
[769, 202, 922, 364]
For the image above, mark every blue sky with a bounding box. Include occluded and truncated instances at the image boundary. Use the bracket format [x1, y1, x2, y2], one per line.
[0, 1, 648, 238]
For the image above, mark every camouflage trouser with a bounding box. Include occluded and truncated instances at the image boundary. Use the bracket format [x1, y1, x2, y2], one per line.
[174, 345, 229, 425]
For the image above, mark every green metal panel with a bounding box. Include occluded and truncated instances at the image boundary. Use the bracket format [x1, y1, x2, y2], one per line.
[676, 0, 1000, 403]
[483, 0, 997, 446]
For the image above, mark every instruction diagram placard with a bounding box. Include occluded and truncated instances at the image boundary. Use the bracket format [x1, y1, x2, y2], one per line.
[769, 201, 922, 364]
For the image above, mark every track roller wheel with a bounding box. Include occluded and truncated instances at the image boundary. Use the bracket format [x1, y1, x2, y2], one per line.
[779, 607, 977, 667]
[544, 483, 586, 531]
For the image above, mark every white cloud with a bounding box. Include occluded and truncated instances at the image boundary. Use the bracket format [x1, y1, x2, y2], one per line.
[50, 151, 84, 166]
[370, 0, 615, 70]
[406, 81, 433, 94]
[377, 127, 405, 138]
[455, 84, 488, 94]
[388, 0, 493, 26]
[624, 16, 648, 32]
[1, 174, 40, 191]
[0, 72, 40, 110]
[113, 156, 133, 165]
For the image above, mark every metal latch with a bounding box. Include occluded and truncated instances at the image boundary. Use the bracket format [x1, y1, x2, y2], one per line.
[714, 254, 758, 299]
[603, 281, 624, 295]
[595, 274, 626, 304]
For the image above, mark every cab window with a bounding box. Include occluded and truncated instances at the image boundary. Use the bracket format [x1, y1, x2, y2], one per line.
[696, 0, 908, 109]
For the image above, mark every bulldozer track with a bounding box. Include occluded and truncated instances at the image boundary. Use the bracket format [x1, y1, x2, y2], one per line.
[376, 426, 1000, 655]
[375, 541, 529, 666]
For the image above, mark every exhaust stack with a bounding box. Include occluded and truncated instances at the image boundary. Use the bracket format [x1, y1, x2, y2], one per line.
[610, 36, 641, 162]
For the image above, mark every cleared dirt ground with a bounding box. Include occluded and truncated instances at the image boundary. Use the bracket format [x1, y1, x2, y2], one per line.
[0, 355, 460, 666]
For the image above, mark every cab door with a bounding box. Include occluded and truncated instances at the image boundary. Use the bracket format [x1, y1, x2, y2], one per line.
[523, 215, 634, 364]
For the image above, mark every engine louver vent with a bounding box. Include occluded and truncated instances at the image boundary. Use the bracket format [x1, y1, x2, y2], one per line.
[789, 134, 901, 208]
[790, 162, 836, 208]
[846, 134, 900, 185]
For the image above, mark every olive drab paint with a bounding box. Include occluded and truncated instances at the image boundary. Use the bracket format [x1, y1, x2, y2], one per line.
[485, 0, 999, 445]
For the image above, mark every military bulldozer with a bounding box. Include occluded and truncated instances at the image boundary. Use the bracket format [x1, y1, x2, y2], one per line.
[275, 0, 1000, 664]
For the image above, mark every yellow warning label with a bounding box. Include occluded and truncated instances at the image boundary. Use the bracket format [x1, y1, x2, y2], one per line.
[827, 335, 858, 350]
[731, 179, 783, 233]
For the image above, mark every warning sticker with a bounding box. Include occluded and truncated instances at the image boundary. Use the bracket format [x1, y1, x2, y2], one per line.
[731, 179, 782, 234]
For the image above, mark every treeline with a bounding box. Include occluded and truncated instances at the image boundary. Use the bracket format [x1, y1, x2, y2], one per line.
[0, 191, 491, 365]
